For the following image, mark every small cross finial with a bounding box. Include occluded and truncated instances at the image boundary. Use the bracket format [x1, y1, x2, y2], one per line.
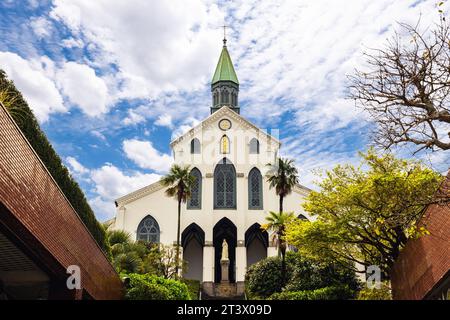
[221, 25, 228, 46]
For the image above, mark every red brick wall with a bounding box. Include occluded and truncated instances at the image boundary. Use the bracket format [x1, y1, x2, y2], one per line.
[390, 173, 450, 300]
[0, 105, 122, 300]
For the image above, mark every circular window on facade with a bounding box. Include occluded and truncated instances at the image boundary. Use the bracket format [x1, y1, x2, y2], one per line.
[219, 119, 232, 131]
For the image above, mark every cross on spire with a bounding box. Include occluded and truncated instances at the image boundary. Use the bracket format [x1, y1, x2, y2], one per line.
[221, 25, 228, 46]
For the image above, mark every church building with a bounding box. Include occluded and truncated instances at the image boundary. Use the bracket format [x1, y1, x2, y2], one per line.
[110, 37, 311, 297]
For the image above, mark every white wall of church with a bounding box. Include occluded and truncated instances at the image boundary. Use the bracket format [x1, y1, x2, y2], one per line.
[113, 108, 312, 284]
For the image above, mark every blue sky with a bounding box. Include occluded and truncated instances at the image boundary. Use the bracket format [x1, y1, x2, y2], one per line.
[0, 0, 449, 221]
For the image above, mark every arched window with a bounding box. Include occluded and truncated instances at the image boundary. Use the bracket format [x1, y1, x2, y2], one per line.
[220, 135, 230, 154]
[190, 138, 200, 154]
[249, 138, 259, 154]
[188, 168, 202, 209]
[137, 216, 160, 243]
[231, 92, 237, 106]
[248, 168, 263, 209]
[213, 92, 219, 106]
[221, 90, 229, 104]
[214, 158, 236, 209]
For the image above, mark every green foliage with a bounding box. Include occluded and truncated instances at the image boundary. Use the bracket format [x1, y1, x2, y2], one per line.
[0, 70, 109, 253]
[286, 149, 443, 277]
[266, 157, 299, 201]
[245, 256, 285, 299]
[143, 244, 185, 279]
[125, 274, 191, 300]
[269, 286, 355, 300]
[161, 164, 195, 203]
[245, 252, 360, 299]
[107, 230, 132, 246]
[109, 237, 185, 278]
[357, 282, 392, 300]
[181, 279, 201, 300]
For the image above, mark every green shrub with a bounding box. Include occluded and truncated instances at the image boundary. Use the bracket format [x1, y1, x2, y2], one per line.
[269, 286, 355, 300]
[0, 70, 109, 253]
[125, 274, 191, 300]
[182, 279, 201, 300]
[245, 256, 286, 299]
[357, 282, 392, 300]
[245, 252, 360, 299]
[108, 230, 131, 246]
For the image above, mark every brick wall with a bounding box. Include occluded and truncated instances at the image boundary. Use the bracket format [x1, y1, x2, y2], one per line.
[0, 105, 122, 299]
[390, 173, 450, 300]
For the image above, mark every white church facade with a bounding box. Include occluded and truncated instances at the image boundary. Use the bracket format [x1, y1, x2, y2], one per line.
[110, 39, 311, 296]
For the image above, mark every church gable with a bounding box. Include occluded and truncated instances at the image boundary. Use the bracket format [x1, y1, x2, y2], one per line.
[170, 106, 280, 151]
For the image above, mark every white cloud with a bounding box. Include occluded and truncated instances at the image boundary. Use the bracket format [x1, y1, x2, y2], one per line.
[56, 61, 109, 117]
[123, 139, 173, 173]
[66, 156, 88, 174]
[90, 164, 161, 220]
[62, 37, 84, 48]
[155, 114, 173, 128]
[123, 108, 146, 126]
[0, 51, 66, 122]
[30, 17, 52, 38]
[50, 0, 224, 100]
[171, 117, 200, 140]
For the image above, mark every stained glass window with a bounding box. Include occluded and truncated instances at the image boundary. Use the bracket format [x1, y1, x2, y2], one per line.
[220, 135, 230, 154]
[191, 138, 200, 154]
[188, 168, 202, 209]
[137, 216, 160, 243]
[248, 168, 263, 209]
[249, 138, 259, 154]
[214, 158, 236, 209]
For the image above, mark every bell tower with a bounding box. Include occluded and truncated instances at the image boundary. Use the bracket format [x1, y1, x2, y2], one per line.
[211, 36, 239, 114]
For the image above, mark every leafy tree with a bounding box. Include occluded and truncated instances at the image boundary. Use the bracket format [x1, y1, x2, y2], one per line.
[266, 158, 299, 214]
[161, 165, 195, 276]
[349, 15, 450, 152]
[245, 252, 360, 299]
[144, 244, 186, 279]
[357, 282, 392, 300]
[285, 149, 443, 278]
[0, 70, 109, 252]
[261, 211, 295, 284]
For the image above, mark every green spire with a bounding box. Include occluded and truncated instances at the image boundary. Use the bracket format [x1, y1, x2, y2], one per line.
[211, 42, 239, 85]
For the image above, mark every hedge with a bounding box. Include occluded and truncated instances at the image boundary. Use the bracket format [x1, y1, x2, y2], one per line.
[125, 274, 191, 300]
[269, 286, 355, 300]
[245, 252, 360, 299]
[0, 69, 109, 253]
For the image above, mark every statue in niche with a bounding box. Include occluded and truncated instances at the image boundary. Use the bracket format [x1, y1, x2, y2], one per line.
[221, 239, 229, 261]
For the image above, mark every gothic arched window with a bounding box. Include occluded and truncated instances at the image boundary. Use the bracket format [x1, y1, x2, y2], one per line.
[248, 168, 263, 209]
[249, 138, 260, 154]
[213, 92, 219, 106]
[214, 158, 236, 209]
[221, 90, 229, 104]
[137, 216, 160, 243]
[231, 92, 237, 106]
[191, 138, 200, 154]
[220, 135, 230, 154]
[188, 168, 202, 209]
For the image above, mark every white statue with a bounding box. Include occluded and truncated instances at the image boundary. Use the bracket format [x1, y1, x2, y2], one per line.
[221, 239, 229, 261]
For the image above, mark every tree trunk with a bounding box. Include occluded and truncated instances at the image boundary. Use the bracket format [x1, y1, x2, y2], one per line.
[175, 198, 181, 277]
[279, 195, 284, 214]
[280, 241, 286, 286]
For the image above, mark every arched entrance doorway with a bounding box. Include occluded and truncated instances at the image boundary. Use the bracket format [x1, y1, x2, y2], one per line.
[245, 223, 268, 267]
[213, 218, 237, 283]
[181, 223, 205, 281]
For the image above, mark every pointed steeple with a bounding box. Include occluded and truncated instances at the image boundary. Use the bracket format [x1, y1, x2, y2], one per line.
[211, 36, 239, 114]
[212, 42, 239, 85]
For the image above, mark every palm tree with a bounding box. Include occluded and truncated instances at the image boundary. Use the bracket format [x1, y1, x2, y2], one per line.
[161, 164, 195, 276]
[261, 211, 295, 284]
[266, 157, 299, 214]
